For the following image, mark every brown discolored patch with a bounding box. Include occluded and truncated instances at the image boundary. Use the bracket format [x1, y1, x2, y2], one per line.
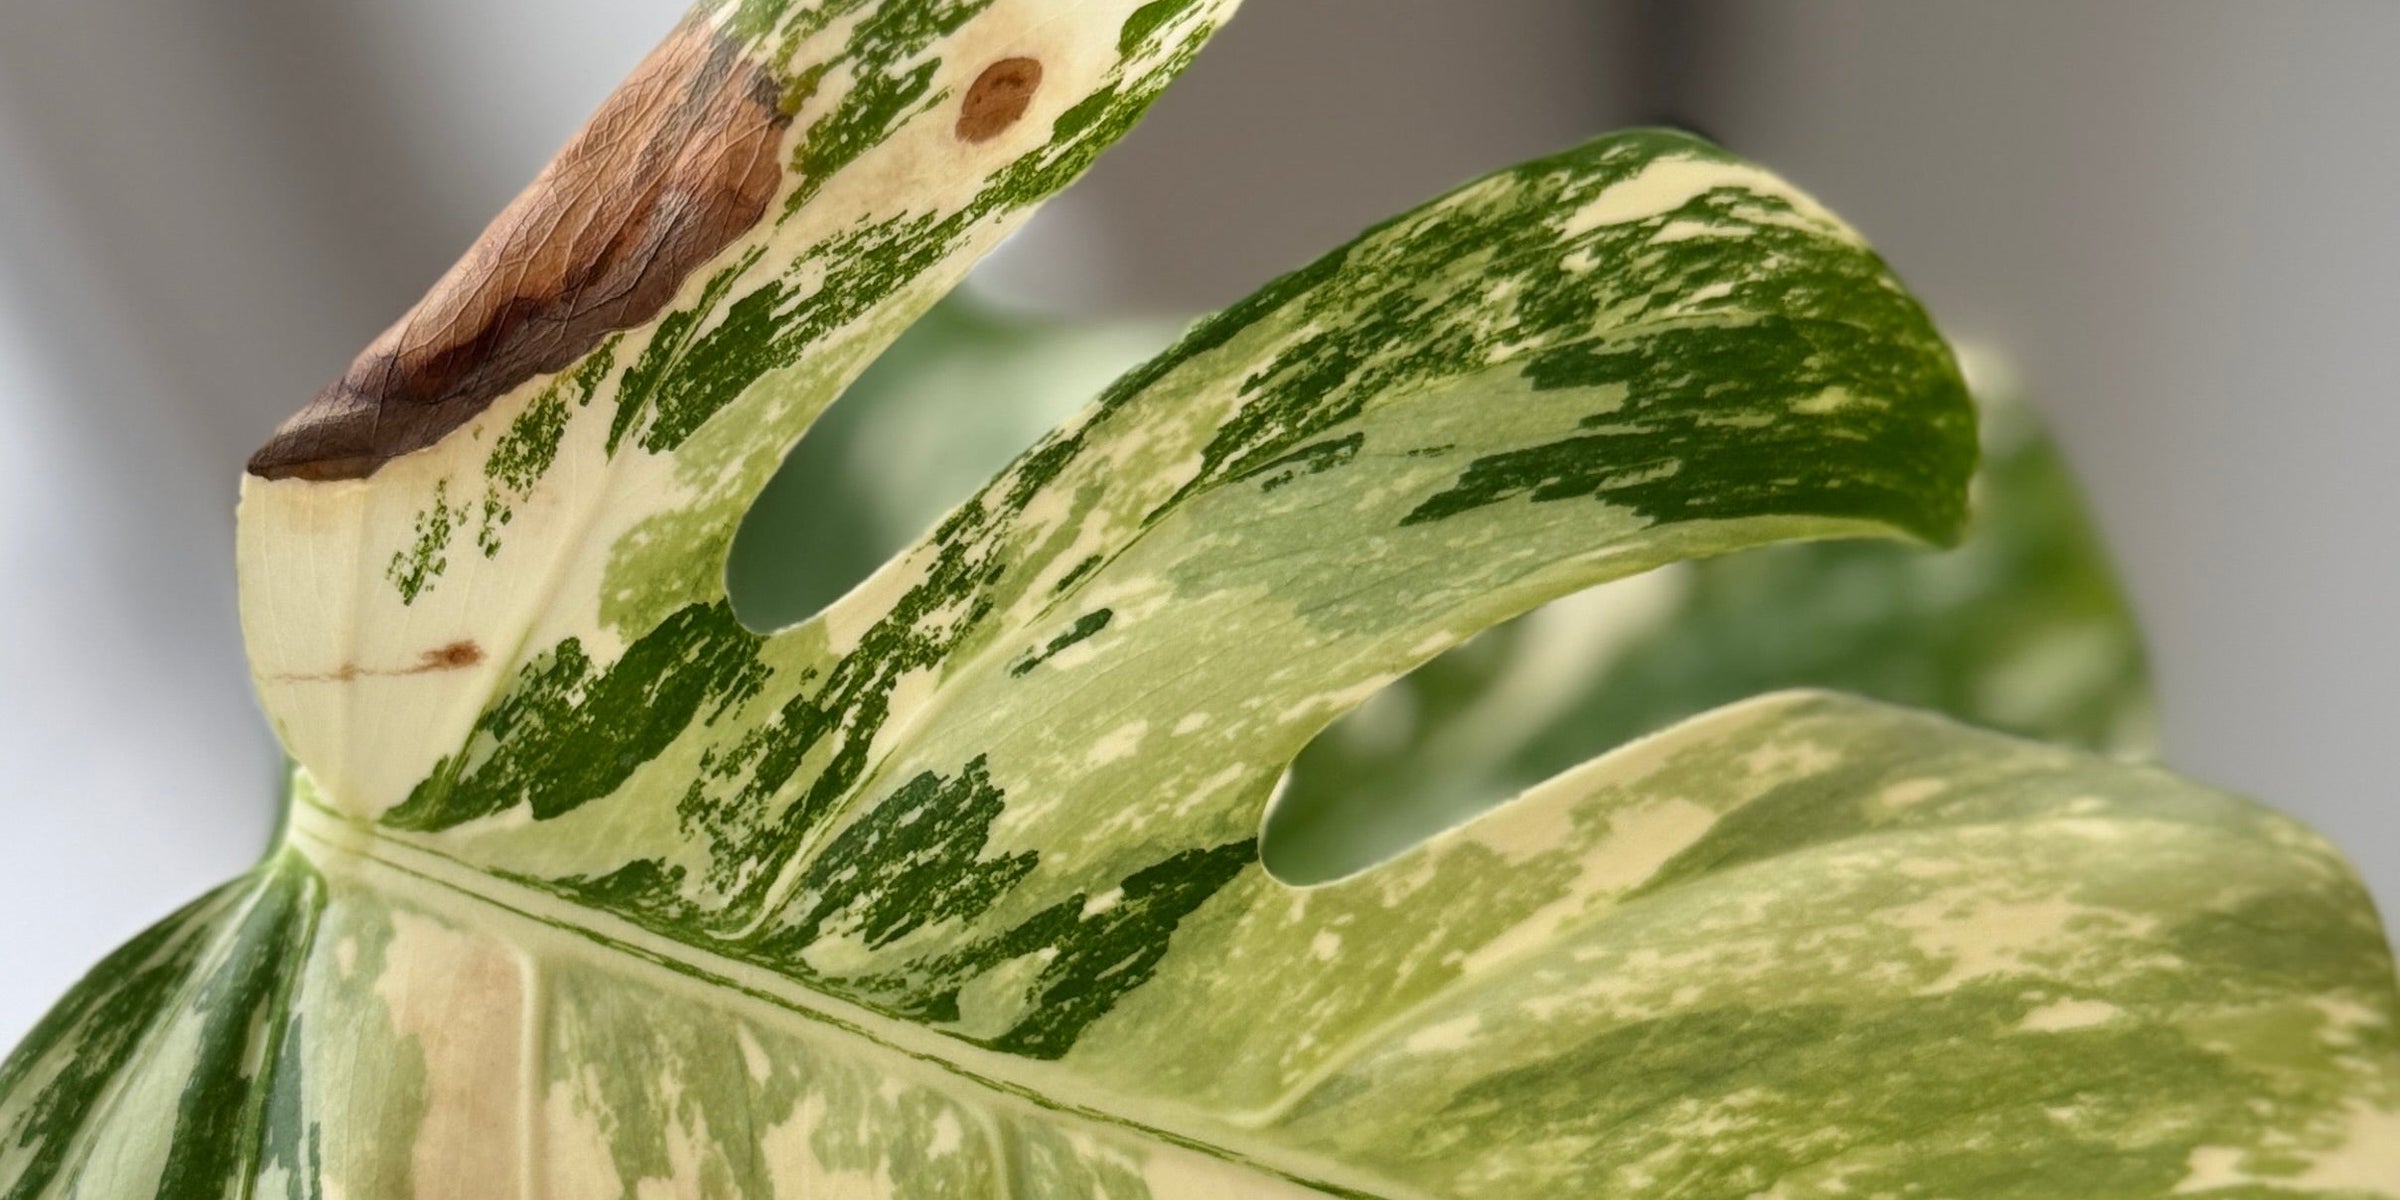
[248, 19, 794, 482]
[956, 57, 1043, 143]
[418, 640, 484, 671]
[271, 639, 485, 684]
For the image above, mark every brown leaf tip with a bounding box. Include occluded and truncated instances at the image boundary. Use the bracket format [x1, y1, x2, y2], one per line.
[248, 20, 792, 483]
[957, 57, 1043, 143]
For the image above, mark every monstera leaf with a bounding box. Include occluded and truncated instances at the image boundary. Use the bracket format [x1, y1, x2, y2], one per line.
[6, 2, 2397, 1197]
[727, 313, 2160, 885]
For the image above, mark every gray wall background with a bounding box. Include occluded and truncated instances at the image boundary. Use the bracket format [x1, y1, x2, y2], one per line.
[1, 1, 2393, 1042]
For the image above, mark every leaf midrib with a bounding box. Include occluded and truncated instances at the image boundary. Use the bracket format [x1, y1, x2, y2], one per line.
[281, 803, 1425, 1200]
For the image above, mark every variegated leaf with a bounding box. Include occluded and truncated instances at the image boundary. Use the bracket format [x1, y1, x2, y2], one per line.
[5, 1, 2395, 1197]
[726, 311, 2161, 885]
[1269, 364, 2161, 881]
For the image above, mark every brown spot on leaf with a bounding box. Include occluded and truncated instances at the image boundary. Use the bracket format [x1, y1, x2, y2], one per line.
[270, 639, 485, 684]
[418, 640, 484, 671]
[956, 57, 1042, 143]
[248, 19, 793, 482]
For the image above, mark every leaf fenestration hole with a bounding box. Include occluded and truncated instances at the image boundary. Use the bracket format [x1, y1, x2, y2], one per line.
[725, 301, 1167, 634]
[1263, 565, 1697, 886]
[1261, 394, 2150, 887]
